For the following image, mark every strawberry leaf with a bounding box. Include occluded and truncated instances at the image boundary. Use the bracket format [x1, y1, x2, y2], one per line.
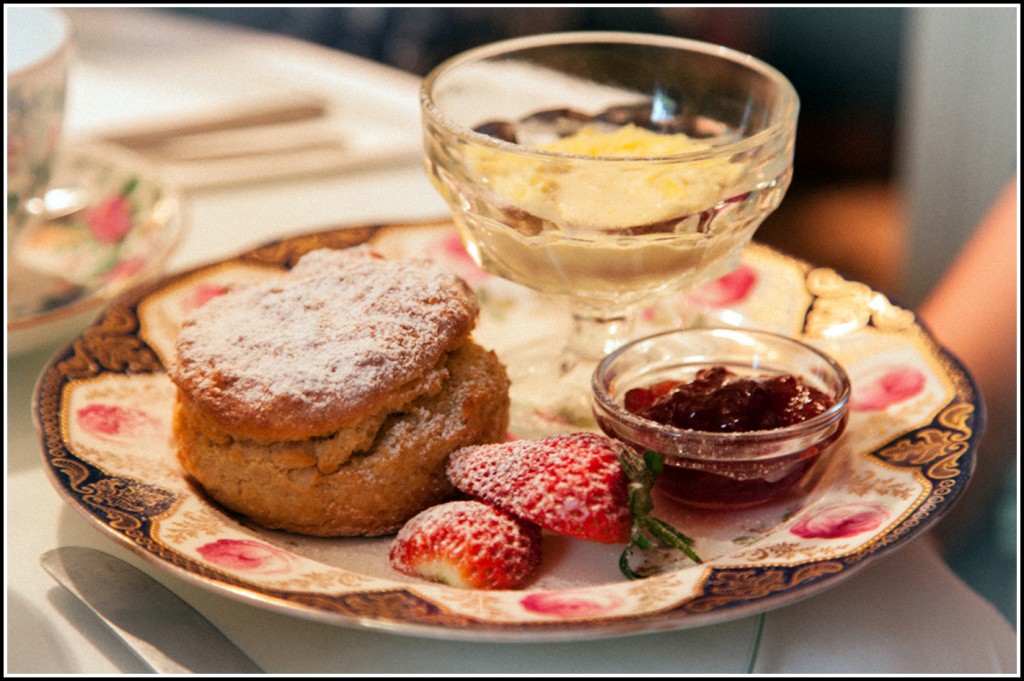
[619, 450, 702, 579]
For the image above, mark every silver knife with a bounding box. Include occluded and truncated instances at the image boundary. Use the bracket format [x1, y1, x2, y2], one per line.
[41, 546, 263, 674]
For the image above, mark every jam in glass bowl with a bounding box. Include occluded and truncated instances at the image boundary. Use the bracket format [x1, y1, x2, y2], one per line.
[592, 327, 851, 509]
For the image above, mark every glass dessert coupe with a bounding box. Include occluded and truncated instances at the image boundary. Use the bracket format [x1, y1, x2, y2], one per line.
[420, 32, 799, 435]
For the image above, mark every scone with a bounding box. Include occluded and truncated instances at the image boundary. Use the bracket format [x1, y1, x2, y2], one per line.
[168, 246, 510, 536]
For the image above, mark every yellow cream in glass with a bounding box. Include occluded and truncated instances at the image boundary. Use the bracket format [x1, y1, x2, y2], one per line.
[457, 124, 749, 308]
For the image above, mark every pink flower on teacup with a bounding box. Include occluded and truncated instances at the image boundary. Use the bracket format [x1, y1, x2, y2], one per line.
[684, 264, 758, 309]
[76, 403, 164, 442]
[851, 364, 926, 412]
[196, 539, 296, 574]
[790, 502, 889, 539]
[101, 257, 145, 282]
[520, 590, 623, 618]
[85, 193, 133, 244]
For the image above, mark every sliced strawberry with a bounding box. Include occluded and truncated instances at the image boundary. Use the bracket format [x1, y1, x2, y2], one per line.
[388, 500, 541, 590]
[446, 432, 633, 545]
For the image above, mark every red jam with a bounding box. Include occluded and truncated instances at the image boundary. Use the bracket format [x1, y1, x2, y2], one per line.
[624, 366, 834, 433]
[618, 367, 841, 509]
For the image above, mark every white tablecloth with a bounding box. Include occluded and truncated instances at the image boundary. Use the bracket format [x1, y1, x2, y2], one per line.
[5, 8, 1017, 675]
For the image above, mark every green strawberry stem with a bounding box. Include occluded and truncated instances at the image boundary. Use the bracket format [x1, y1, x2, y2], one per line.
[619, 450, 702, 580]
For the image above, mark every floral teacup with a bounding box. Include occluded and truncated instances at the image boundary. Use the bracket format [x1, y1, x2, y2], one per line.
[7, 6, 71, 239]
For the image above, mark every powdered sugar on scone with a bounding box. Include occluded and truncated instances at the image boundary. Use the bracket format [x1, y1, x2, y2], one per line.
[169, 246, 478, 441]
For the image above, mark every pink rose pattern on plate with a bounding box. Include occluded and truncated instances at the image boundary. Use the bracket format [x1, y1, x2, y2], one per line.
[520, 590, 624, 618]
[790, 502, 890, 539]
[684, 263, 759, 309]
[851, 365, 926, 412]
[76, 403, 164, 443]
[197, 539, 296, 575]
[183, 282, 230, 312]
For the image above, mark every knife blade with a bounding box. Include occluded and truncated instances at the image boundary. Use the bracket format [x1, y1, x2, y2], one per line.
[41, 546, 263, 674]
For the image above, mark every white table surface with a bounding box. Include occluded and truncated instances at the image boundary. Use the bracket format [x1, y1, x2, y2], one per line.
[5, 8, 1018, 675]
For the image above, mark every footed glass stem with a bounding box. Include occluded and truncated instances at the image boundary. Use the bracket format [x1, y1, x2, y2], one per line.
[504, 305, 639, 438]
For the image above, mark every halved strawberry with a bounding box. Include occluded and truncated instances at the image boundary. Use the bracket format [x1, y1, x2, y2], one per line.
[447, 432, 701, 578]
[446, 432, 632, 544]
[388, 500, 541, 590]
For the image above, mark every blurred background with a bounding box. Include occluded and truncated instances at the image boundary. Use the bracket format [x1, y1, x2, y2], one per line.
[159, 6, 1017, 625]
[161, 7, 1016, 300]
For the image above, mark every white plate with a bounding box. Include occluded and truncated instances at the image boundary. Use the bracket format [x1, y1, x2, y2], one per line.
[8, 145, 183, 355]
[35, 223, 981, 641]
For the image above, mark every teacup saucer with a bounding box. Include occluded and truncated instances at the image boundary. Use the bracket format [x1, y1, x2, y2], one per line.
[7, 145, 184, 355]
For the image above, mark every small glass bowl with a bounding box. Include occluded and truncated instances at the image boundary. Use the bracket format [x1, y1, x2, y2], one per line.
[592, 327, 851, 509]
